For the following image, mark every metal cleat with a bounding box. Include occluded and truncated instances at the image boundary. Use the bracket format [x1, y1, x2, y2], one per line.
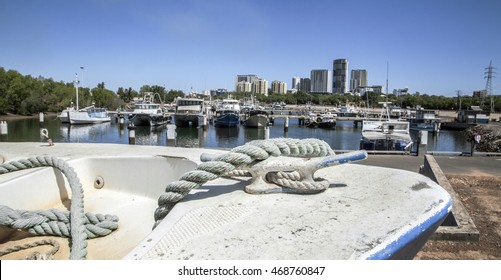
[201, 150, 368, 194]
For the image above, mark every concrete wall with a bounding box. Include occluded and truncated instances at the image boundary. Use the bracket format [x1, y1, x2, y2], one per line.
[421, 155, 479, 241]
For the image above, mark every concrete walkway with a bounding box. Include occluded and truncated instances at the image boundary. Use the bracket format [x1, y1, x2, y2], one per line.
[359, 154, 501, 177]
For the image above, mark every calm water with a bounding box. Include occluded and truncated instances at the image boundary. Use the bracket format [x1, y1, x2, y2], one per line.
[0, 115, 470, 152]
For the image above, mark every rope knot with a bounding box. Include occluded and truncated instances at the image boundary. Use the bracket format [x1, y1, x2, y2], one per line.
[153, 138, 366, 226]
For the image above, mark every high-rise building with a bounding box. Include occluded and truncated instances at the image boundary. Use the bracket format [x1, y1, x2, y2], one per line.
[299, 78, 311, 93]
[310, 70, 332, 93]
[236, 81, 252, 93]
[235, 75, 259, 91]
[252, 79, 268, 96]
[333, 59, 348, 94]
[271, 81, 287, 94]
[350, 69, 368, 93]
[292, 76, 300, 90]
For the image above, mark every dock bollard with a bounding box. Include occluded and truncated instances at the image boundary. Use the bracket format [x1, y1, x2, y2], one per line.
[128, 124, 136, 145]
[284, 117, 289, 132]
[264, 126, 270, 140]
[39, 112, 44, 123]
[0, 121, 8, 137]
[119, 115, 125, 129]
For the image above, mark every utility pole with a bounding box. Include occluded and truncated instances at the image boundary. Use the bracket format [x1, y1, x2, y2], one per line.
[456, 90, 462, 111]
[484, 60, 496, 113]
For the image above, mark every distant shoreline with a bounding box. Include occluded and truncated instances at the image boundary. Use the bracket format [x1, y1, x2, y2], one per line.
[0, 110, 498, 122]
[0, 112, 58, 121]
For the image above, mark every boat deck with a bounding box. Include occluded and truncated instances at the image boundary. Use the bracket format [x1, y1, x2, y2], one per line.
[0, 142, 451, 260]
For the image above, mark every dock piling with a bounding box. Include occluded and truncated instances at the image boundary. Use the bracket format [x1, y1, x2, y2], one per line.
[167, 124, 177, 146]
[0, 121, 7, 135]
[128, 124, 136, 145]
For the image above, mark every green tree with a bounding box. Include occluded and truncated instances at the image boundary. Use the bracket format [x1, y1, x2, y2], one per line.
[91, 86, 119, 109]
[164, 90, 184, 103]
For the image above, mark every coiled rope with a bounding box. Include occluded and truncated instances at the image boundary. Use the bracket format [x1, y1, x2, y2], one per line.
[0, 156, 118, 260]
[153, 138, 334, 228]
[0, 205, 118, 238]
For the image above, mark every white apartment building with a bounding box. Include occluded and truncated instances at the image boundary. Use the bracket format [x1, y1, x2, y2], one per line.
[252, 79, 268, 96]
[235, 75, 259, 92]
[350, 69, 368, 93]
[271, 80, 287, 94]
[236, 81, 252, 93]
[310, 70, 332, 93]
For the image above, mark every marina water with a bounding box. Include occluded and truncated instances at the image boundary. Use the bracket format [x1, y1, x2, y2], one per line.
[0, 116, 470, 153]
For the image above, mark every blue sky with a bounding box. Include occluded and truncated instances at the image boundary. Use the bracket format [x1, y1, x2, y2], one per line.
[1, 0, 500, 96]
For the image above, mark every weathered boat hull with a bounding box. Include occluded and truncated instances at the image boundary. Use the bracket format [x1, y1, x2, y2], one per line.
[130, 114, 168, 126]
[174, 114, 199, 127]
[215, 112, 240, 127]
[243, 115, 268, 128]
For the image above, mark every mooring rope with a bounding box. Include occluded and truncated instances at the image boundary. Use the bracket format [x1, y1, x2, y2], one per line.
[0, 205, 118, 238]
[0, 156, 116, 260]
[153, 138, 334, 228]
[0, 239, 60, 260]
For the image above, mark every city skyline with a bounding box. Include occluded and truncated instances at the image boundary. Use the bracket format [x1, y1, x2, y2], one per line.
[1, 0, 500, 97]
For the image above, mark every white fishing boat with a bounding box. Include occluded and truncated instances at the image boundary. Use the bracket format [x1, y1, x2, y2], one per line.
[129, 92, 168, 126]
[60, 74, 111, 125]
[317, 112, 337, 129]
[174, 97, 205, 127]
[67, 105, 111, 125]
[0, 139, 451, 260]
[360, 102, 413, 152]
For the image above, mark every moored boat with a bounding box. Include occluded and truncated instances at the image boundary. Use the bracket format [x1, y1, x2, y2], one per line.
[68, 105, 111, 125]
[129, 92, 168, 126]
[360, 120, 413, 151]
[359, 102, 413, 152]
[408, 108, 441, 133]
[174, 97, 205, 127]
[317, 112, 337, 129]
[243, 109, 269, 128]
[214, 99, 241, 127]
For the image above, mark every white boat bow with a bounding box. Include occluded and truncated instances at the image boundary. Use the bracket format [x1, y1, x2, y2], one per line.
[0, 140, 451, 260]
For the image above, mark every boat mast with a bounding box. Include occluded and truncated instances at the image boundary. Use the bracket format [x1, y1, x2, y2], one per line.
[74, 73, 79, 110]
[385, 61, 389, 102]
[378, 62, 391, 121]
